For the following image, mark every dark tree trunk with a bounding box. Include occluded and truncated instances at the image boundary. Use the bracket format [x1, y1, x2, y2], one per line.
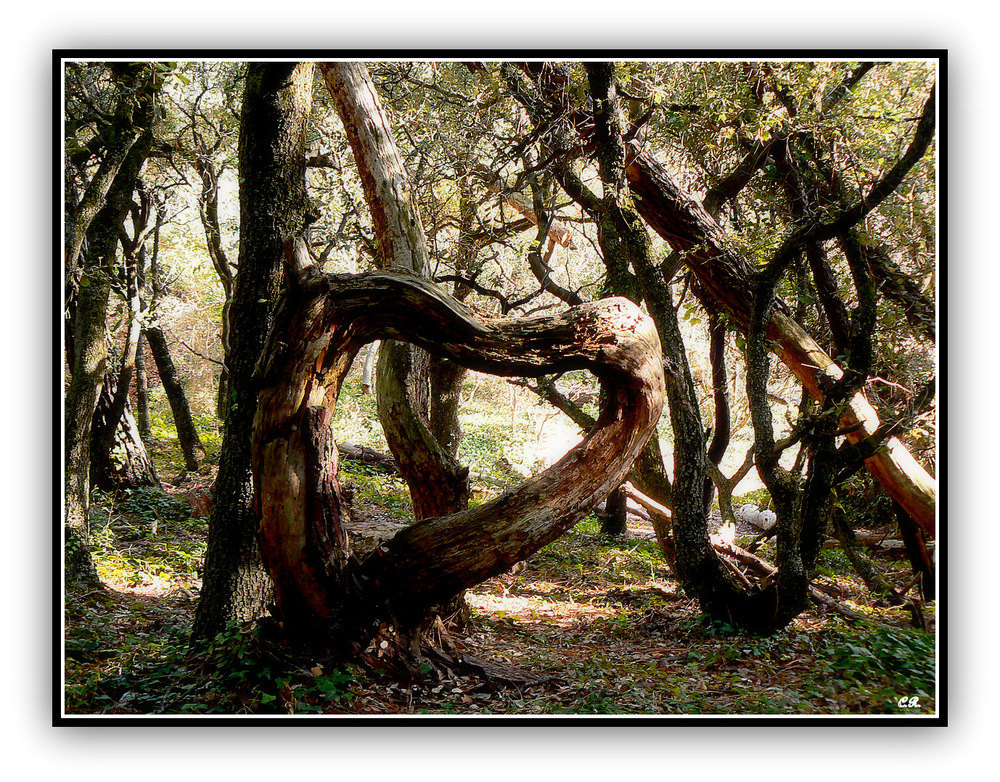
[192, 62, 315, 642]
[703, 314, 731, 510]
[600, 487, 628, 537]
[144, 325, 206, 472]
[895, 500, 935, 601]
[63, 64, 162, 589]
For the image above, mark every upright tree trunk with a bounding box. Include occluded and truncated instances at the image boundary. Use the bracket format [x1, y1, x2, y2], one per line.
[321, 61, 470, 520]
[63, 64, 161, 589]
[192, 155, 236, 420]
[144, 325, 206, 472]
[583, 63, 748, 618]
[192, 62, 315, 641]
[134, 334, 152, 439]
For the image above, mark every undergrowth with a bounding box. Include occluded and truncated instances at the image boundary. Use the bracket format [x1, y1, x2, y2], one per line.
[62, 387, 937, 718]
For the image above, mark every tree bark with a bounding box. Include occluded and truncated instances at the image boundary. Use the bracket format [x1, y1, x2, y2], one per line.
[507, 62, 935, 535]
[253, 258, 664, 644]
[624, 142, 937, 536]
[144, 325, 206, 472]
[64, 64, 154, 273]
[192, 62, 314, 641]
[321, 61, 470, 520]
[63, 64, 161, 589]
[191, 154, 236, 418]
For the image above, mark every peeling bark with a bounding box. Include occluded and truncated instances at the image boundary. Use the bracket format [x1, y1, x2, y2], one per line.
[505, 62, 935, 535]
[253, 259, 664, 643]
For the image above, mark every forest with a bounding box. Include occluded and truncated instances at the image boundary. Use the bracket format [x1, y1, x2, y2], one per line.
[60, 57, 939, 719]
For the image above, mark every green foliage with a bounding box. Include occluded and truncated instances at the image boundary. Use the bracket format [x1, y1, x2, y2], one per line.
[63, 59, 937, 718]
[817, 624, 936, 705]
[832, 471, 895, 527]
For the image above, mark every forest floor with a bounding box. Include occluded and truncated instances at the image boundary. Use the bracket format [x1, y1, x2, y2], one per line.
[62, 436, 937, 719]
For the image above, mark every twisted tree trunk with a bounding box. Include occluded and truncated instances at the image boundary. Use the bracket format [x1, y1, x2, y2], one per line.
[253, 253, 664, 646]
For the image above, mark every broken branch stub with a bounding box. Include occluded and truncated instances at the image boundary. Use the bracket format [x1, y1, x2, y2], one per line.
[252, 264, 664, 641]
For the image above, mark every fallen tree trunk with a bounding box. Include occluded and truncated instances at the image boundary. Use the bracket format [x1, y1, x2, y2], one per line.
[252, 251, 664, 646]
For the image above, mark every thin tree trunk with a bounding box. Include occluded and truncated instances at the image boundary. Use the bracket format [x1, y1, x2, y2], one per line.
[600, 487, 628, 537]
[192, 155, 236, 419]
[144, 325, 205, 472]
[703, 314, 731, 510]
[135, 334, 151, 439]
[192, 62, 314, 642]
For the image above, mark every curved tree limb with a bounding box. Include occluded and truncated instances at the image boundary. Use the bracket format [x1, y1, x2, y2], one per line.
[252, 254, 664, 643]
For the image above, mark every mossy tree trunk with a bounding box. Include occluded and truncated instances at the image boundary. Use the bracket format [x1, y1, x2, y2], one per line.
[63, 64, 162, 590]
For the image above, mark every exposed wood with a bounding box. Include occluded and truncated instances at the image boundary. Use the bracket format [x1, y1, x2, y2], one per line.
[321, 60, 471, 522]
[509, 62, 936, 536]
[253, 255, 664, 640]
[337, 441, 398, 473]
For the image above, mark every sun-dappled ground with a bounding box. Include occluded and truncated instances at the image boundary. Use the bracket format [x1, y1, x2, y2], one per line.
[63, 454, 937, 718]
